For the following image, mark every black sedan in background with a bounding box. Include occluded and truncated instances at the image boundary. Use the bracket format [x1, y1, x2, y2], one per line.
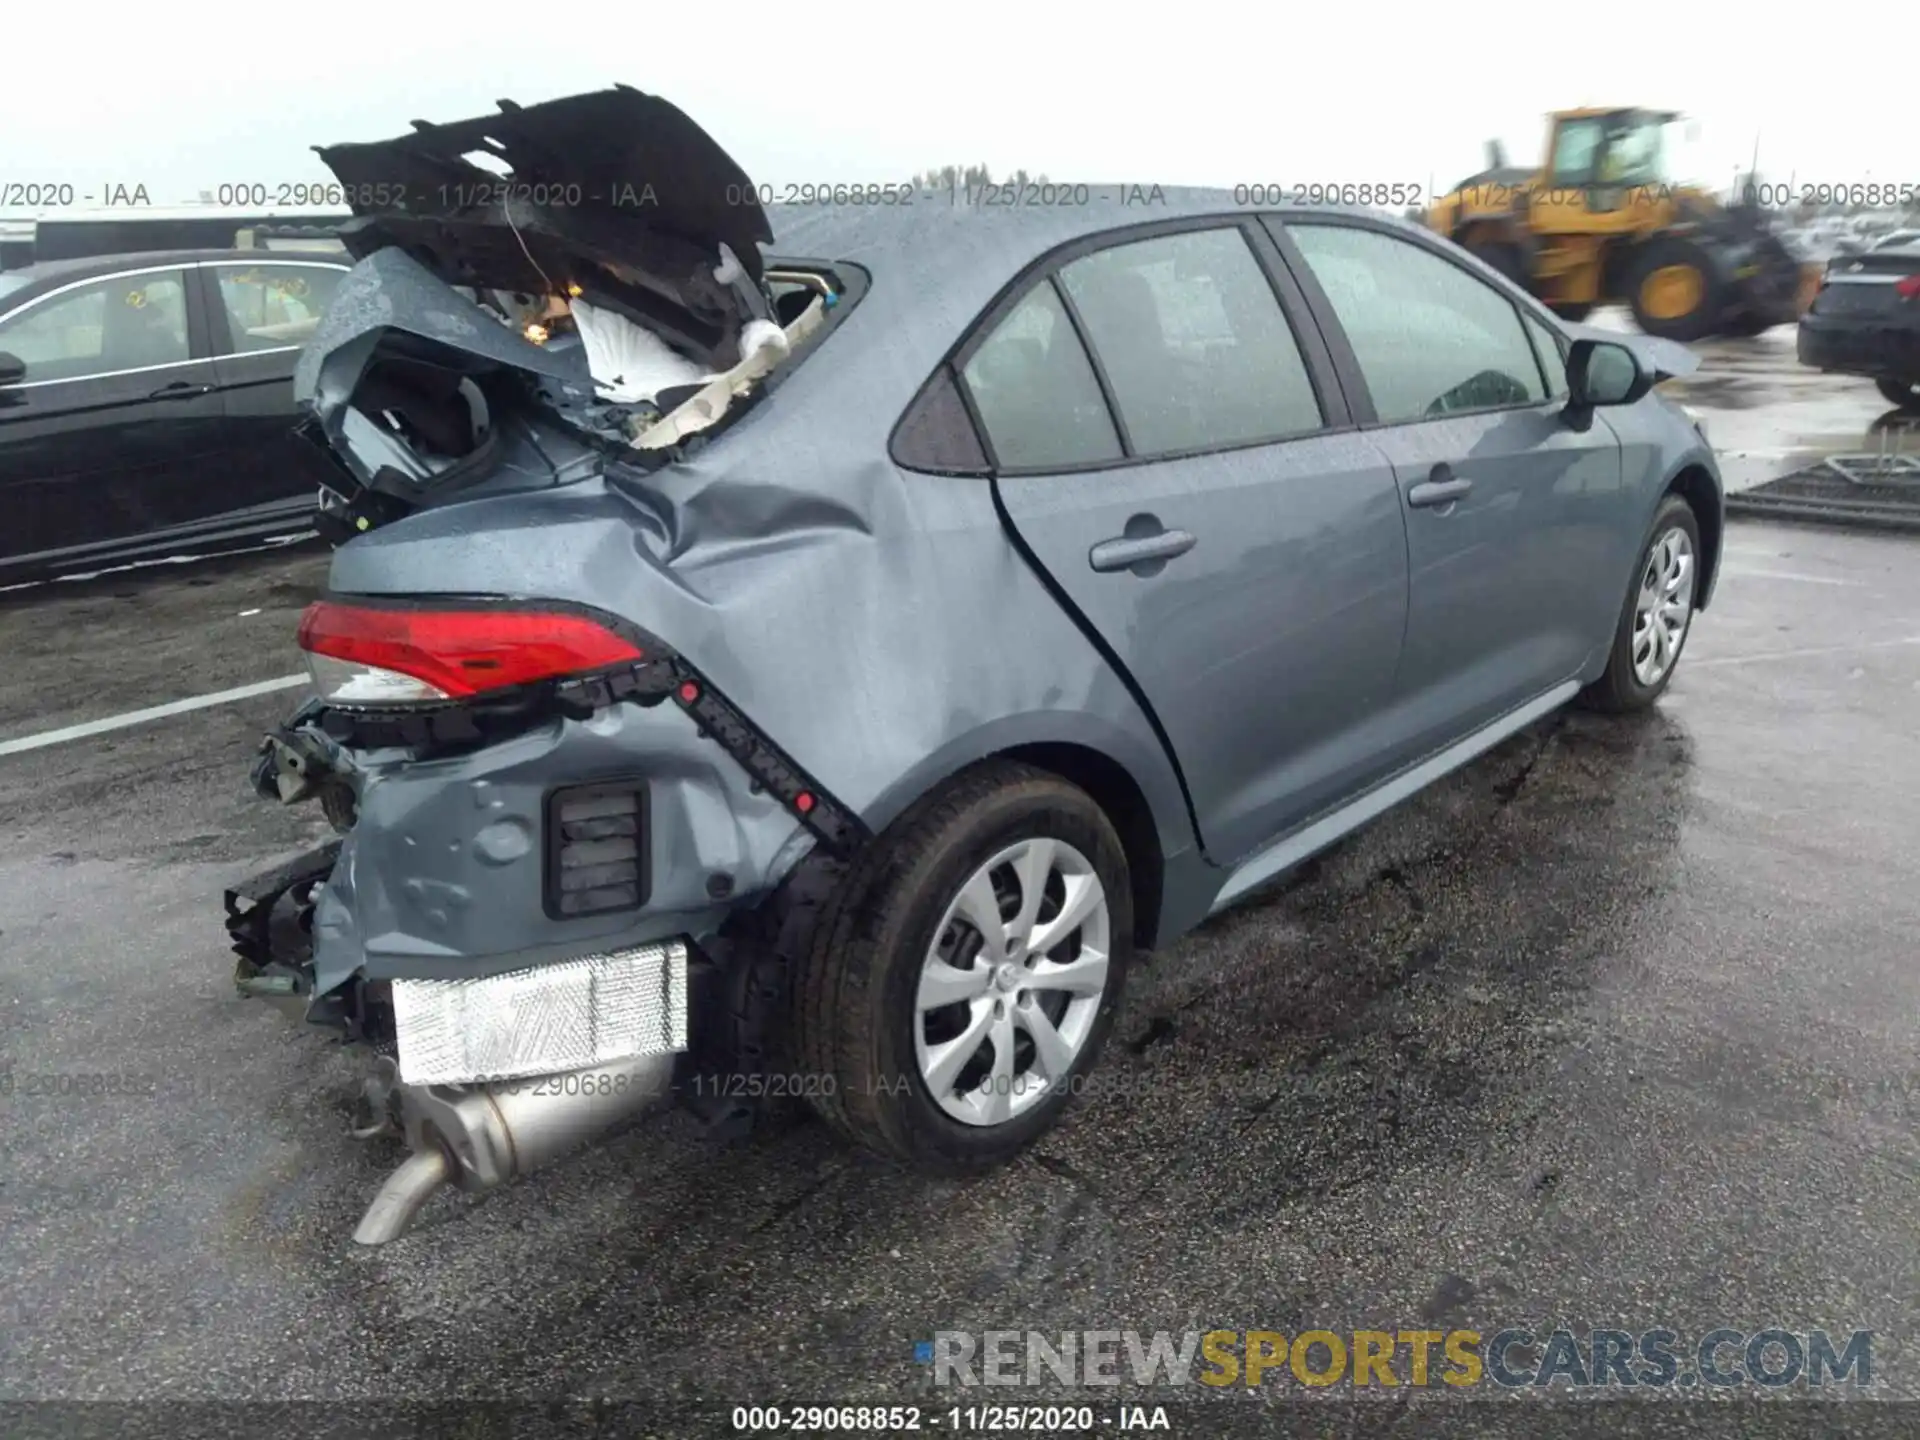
[0, 250, 349, 582]
[1798, 241, 1920, 411]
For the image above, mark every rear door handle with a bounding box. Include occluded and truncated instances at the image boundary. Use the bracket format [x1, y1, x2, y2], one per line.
[1408, 466, 1473, 508]
[1089, 526, 1197, 574]
[150, 380, 214, 400]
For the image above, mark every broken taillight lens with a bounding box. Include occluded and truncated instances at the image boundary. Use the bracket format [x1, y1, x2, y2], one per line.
[297, 600, 646, 705]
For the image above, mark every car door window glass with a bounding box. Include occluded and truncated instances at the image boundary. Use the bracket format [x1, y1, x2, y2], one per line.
[1058, 227, 1322, 455]
[1288, 225, 1547, 422]
[962, 281, 1121, 469]
[1523, 312, 1569, 399]
[0, 271, 189, 383]
[213, 264, 345, 353]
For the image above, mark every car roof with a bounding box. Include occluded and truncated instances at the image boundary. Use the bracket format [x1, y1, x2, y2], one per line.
[770, 184, 1419, 254]
[768, 188, 1431, 382]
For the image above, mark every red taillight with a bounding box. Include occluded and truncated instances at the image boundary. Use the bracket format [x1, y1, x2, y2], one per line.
[297, 600, 645, 704]
[1896, 275, 1920, 300]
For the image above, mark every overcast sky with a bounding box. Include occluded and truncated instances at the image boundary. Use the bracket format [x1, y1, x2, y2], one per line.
[1, 1, 1899, 218]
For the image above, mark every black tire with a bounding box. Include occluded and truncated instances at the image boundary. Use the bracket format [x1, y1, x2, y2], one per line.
[793, 760, 1133, 1171]
[1467, 241, 1528, 289]
[1579, 494, 1702, 714]
[1724, 312, 1776, 338]
[697, 851, 847, 1137]
[1549, 302, 1594, 323]
[1876, 377, 1920, 411]
[1625, 237, 1726, 342]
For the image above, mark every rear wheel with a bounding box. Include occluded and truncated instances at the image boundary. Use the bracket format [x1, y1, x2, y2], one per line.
[793, 761, 1133, 1170]
[1580, 494, 1701, 713]
[1626, 237, 1725, 342]
[1876, 377, 1920, 411]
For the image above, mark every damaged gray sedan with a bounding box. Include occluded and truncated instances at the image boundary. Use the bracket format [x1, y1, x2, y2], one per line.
[226, 87, 1725, 1245]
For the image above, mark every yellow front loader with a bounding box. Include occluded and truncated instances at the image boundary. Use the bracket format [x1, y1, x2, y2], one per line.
[1426, 108, 1823, 341]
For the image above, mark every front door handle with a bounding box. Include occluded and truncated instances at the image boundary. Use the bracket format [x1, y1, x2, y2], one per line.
[150, 380, 214, 400]
[1408, 465, 1473, 509]
[1089, 523, 1197, 574]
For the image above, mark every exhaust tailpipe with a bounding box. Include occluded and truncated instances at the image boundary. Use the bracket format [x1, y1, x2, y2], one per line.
[352, 1052, 677, 1246]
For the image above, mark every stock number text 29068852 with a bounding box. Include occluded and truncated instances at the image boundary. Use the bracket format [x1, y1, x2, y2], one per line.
[1743, 181, 1919, 207]
[730, 1404, 1106, 1431]
[208, 181, 600, 210]
[1233, 182, 1426, 208]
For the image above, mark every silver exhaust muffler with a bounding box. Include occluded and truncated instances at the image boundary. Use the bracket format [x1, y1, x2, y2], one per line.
[352, 1051, 678, 1245]
[350, 938, 689, 1244]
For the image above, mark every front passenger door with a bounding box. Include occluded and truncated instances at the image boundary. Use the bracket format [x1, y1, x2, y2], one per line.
[1275, 219, 1622, 756]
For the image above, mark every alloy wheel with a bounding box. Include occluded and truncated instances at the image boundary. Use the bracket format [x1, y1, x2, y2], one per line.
[912, 837, 1111, 1127]
[1632, 526, 1695, 687]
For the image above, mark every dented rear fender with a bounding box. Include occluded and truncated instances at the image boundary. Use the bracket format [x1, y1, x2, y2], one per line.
[324, 433, 1199, 871]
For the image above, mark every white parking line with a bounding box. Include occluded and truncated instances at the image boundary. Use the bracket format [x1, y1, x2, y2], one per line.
[1721, 567, 1858, 586]
[1690, 636, 1920, 670]
[0, 675, 309, 759]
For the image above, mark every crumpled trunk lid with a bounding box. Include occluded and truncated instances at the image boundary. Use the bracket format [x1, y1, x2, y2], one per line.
[314, 86, 771, 286]
[290, 89, 824, 535]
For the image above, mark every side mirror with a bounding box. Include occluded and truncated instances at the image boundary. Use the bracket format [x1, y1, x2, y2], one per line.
[1564, 338, 1652, 429]
[0, 351, 25, 386]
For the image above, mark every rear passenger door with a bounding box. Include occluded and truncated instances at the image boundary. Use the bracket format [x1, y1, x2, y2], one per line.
[200, 259, 352, 511]
[974, 221, 1413, 865]
[1271, 218, 1622, 755]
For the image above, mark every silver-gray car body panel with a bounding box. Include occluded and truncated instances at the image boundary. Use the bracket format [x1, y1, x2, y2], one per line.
[297, 190, 1722, 990]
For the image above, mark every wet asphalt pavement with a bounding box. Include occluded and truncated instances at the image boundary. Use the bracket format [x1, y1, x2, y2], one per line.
[2, 332, 1919, 1438]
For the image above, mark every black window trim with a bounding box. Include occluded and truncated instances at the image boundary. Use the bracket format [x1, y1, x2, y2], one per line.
[1261, 209, 1578, 429]
[1519, 307, 1571, 401]
[1047, 271, 1134, 459]
[892, 210, 1360, 481]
